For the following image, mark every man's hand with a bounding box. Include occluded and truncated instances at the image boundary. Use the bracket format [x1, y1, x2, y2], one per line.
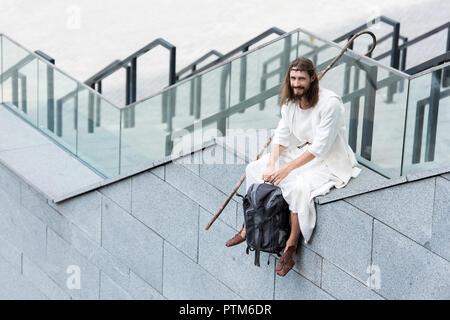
[262, 163, 276, 182]
[267, 164, 293, 186]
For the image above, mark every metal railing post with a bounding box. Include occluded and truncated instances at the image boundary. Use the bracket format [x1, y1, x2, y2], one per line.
[412, 100, 425, 164]
[443, 25, 450, 87]
[95, 81, 101, 127]
[88, 91, 95, 133]
[56, 99, 63, 137]
[47, 65, 55, 132]
[169, 46, 176, 86]
[19, 73, 27, 113]
[74, 85, 79, 130]
[239, 46, 249, 104]
[361, 64, 378, 160]
[11, 69, 19, 108]
[399, 37, 408, 92]
[425, 68, 442, 162]
[125, 65, 131, 128]
[348, 67, 361, 152]
[128, 57, 137, 127]
[387, 22, 400, 102]
[161, 91, 168, 124]
[194, 76, 202, 120]
[189, 78, 195, 116]
[165, 88, 174, 156]
[218, 64, 231, 135]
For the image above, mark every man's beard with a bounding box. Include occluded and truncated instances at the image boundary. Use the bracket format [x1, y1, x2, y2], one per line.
[292, 86, 310, 100]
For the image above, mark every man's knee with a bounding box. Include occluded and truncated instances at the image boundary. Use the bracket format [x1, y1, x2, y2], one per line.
[245, 160, 258, 175]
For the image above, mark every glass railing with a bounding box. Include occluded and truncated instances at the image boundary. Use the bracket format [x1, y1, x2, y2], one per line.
[402, 63, 450, 175]
[121, 31, 299, 172]
[1, 30, 449, 180]
[0, 34, 122, 178]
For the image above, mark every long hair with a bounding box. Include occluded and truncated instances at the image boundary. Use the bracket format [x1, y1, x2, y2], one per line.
[280, 57, 319, 108]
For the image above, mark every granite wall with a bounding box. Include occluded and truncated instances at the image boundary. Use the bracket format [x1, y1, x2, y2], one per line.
[0, 142, 449, 299]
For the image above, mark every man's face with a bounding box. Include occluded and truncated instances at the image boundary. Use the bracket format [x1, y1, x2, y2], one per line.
[290, 70, 314, 98]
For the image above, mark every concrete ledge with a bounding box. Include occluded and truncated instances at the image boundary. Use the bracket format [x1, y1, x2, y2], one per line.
[52, 138, 217, 203]
[0, 104, 104, 202]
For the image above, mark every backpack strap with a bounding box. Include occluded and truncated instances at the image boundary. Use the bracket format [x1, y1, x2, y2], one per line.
[254, 249, 261, 267]
[254, 226, 264, 267]
[235, 192, 245, 199]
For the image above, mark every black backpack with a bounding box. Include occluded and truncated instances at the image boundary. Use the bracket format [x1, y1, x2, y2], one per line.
[236, 182, 291, 266]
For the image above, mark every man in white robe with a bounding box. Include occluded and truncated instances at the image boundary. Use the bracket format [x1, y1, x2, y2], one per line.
[226, 57, 361, 277]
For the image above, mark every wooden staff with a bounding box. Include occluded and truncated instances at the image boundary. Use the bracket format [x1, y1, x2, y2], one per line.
[205, 30, 377, 230]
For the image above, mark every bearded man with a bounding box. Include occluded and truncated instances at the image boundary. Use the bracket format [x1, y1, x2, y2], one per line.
[225, 57, 361, 277]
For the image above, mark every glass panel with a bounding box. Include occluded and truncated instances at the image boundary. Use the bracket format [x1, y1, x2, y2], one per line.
[77, 86, 121, 177]
[402, 69, 450, 175]
[38, 60, 78, 153]
[1, 36, 39, 125]
[101, 68, 126, 107]
[298, 32, 341, 72]
[120, 94, 166, 175]
[168, 79, 196, 131]
[8, 30, 444, 181]
[168, 62, 232, 132]
[230, 32, 298, 107]
[227, 32, 298, 159]
[227, 33, 298, 157]
[0, 35, 122, 178]
[146, 62, 233, 161]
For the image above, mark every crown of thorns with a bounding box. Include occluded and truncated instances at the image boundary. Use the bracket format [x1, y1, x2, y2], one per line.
[289, 67, 314, 72]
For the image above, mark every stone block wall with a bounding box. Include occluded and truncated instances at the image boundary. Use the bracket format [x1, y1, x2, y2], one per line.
[0, 142, 449, 299]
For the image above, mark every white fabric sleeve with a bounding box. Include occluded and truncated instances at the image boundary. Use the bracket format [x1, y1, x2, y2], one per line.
[272, 106, 291, 147]
[307, 96, 342, 159]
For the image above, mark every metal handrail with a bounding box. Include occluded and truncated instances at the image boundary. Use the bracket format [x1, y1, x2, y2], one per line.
[34, 50, 55, 64]
[398, 22, 450, 52]
[176, 27, 286, 82]
[82, 28, 286, 107]
[84, 59, 123, 86]
[374, 21, 450, 61]
[334, 15, 401, 42]
[125, 27, 411, 110]
[85, 38, 177, 87]
[405, 51, 450, 75]
[176, 50, 224, 80]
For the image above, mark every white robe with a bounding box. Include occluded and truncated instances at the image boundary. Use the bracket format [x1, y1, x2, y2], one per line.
[245, 87, 362, 243]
